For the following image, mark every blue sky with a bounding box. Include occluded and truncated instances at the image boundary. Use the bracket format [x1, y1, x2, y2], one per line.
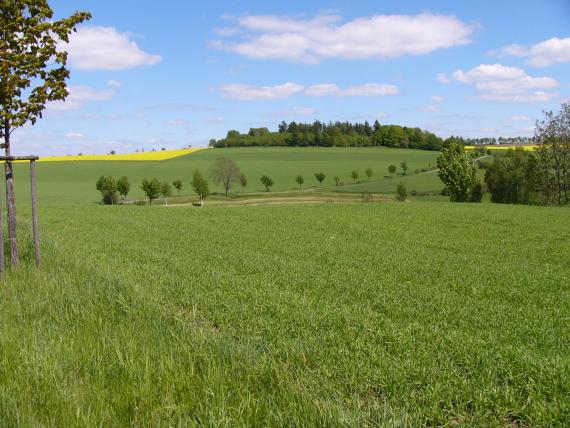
[13, 0, 570, 155]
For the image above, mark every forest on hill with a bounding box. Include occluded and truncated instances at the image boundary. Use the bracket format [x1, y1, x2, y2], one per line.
[209, 120, 456, 151]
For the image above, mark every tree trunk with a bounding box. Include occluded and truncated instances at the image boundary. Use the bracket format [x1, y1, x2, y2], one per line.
[4, 120, 18, 266]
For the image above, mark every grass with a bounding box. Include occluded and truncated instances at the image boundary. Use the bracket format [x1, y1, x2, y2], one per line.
[10, 147, 440, 204]
[0, 201, 569, 426]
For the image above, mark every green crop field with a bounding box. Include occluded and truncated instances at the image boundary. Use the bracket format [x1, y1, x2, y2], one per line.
[1, 147, 569, 426]
[1, 199, 569, 426]
[11, 147, 440, 204]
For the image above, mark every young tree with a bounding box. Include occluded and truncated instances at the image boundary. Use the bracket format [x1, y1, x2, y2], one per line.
[396, 182, 407, 202]
[400, 161, 409, 175]
[365, 168, 373, 179]
[210, 157, 241, 196]
[172, 179, 183, 195]
[314, 172, 326, 185]
[116, 176, 130, 200]
[388, 164, 397, 175]
[351, 170, 359, 183]
[295, 175, 304, 189]
[160, 182, 172, 198]
[334, 176, 341, 186]
[141, 178, 161, 205]
[191, 170, 209, 207]
[260, 175, 274, 192]
[0, 1, 91, 265]
[239, 173, 247, 190]
[96, 176, 118, 205]
[535, 103, 570, 206]
[437, 142, 477, 202]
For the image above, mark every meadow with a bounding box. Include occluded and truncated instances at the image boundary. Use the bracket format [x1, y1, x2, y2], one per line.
[0, 202, 568, 426]
[11, 147, 440, 204]
[0, 147, 568, 426]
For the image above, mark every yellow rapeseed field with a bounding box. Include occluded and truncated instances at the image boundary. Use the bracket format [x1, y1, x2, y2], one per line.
[35, 148, 206, 162]
[464, 145, 537, 151]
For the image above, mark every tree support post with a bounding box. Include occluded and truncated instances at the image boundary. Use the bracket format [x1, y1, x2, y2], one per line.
[30, 160, 40, 267]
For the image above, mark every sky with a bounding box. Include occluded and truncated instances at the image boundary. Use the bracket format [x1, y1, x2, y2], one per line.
[12, 0, 570, 155]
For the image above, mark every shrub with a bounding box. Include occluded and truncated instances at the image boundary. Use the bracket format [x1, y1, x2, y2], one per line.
[102, 190, 119, 205]
[388, 164, 396, 175]
[334, 176, 341, 186]
[314, 172, 326, 185]
[260, 175, 274, 192]
[468, 182, 484, 203]
[160, 182, 172, 198]
[396, 182, 407, 202]
[365, 168, 373, 179]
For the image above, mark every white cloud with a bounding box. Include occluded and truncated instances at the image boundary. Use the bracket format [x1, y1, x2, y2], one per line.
[211, 12, 475, 63]
[420, 105, 441, 112]
[437, 73, 452, 84]
[166, 119, 191, 126]
[65, 132, 85, 140]
[218, 82, 305, 100]
[432, 95, 445, 102]
[219, 82, 398, 100]
[213, 27, 241, 37]
[509, 115, 531, 122]
[452, 64, 559, 102]
[269, 106, 317, 117]
[62, 26, 162, 71]
[305, 83, 398, 97]
[493, 37, 570, 67]
[47, 82, 118, 111]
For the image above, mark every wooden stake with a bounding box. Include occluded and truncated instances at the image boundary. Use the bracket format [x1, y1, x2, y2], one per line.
[30, 161, 40, 267]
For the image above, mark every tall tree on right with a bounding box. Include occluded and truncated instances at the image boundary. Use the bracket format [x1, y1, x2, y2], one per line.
[437, 142, 477, 202]
[535, 103, 570, 206]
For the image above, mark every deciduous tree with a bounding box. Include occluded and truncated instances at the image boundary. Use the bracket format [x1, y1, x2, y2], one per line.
[141, 178, 161, 205]
[314, 172, 325, 185]
[117, 176, 130, 200]
[295, 175, 304, 189]
[260, 175, 274, 192]
[437, 143, 477, 202]
[173, 179, 183, 195]
[0, 0, 91, 265]
[191, 170, 209, 207]
[210, 158, 241, 196]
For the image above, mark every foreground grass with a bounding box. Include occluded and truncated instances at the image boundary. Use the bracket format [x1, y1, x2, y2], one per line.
[1, 202, 569, 426]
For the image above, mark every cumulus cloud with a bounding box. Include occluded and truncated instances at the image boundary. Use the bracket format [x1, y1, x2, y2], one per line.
[452, 64, 559, 102]
[218, 82, 305, 100]
[306, 83, 398, 97]
[509, 115, 531, 122]
[437, 73, 452, 84]
[420, 105, 441, 112]
[47, 81, 119, 111]
[211, 12, 475, 63]
[62, 26, 162, 71]
[492, 37, 570, 67]
[218, 82, 399, 100]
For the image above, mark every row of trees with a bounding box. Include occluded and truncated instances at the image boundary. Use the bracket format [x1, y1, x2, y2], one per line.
[210, 121, 446, 151]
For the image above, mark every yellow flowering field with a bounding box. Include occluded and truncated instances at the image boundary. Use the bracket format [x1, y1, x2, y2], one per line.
[35, 148, 206, 162]
[464, 145, 537, 151]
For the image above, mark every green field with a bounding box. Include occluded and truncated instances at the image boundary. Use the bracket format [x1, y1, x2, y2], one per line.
[1, 148, 569, 426]
[12, 147, 440, 204]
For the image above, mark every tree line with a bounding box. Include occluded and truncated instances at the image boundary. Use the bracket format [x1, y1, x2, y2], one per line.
[210, 120, 446, 151]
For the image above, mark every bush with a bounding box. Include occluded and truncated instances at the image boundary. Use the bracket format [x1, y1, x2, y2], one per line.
[468, 182, 484, 202]
[102, 190, 119, 205]
[441, 187, 450, 196]
[396, 183, 407, 202]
